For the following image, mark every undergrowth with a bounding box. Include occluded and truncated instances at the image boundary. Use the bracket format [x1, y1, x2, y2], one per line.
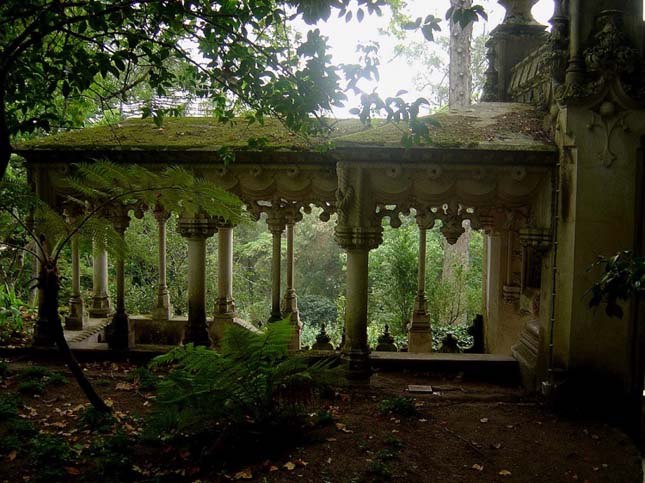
[145, 319, 338, 467]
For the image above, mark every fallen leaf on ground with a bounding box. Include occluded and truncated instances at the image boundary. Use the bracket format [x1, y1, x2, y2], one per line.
[293, 459, 308, 467]
[64, 467, 81, 475]
[326, 438, 337, 442]
[480, 418, 489, 423]
[491, 443, 502, 449]
[335, 423, 353, 433]
[499, 469, 512, 476]
[7, 450, 16, 461]
[472, 464, 484, 472]
[284, 462, 296, 471]
[233, 468, 253, 480]
[116, 382, 135, 391]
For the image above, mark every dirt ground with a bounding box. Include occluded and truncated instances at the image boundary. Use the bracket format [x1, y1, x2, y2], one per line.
[0, 359, 641, 483]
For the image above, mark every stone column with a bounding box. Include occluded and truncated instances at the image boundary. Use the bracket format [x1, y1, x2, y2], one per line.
[64, 233, 85, 330]
[107, 209, 132, 350]
[212, 224, 237, 344]
[178, 215, 217, 346]
[408, 216, 434, 353]
[89, 243, 111, 318]
[152, 207, 173, 320]
[267, 213, 285, 323]
[282, 222, 301, 350]
[334, 163, 383, 380]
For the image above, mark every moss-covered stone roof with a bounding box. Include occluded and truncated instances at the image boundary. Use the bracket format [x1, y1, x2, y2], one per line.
[17, 102, 554, 154]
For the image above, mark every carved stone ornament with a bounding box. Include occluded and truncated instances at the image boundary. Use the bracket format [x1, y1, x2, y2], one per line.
[557, 10, 642, 104]
[519, 226, 551, 253]
[586, 101, 629, 167]
[177, 214, 218, 239]
[503, 284, 521, 303]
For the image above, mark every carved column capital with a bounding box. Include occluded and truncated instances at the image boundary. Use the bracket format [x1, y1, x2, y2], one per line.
[334, 225, 383, 251]
[519, 226, 552, 254]
[177, 214, 218, 239]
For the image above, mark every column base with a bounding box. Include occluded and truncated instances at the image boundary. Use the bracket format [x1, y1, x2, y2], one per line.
[341, 348, 372, 381]
[65, 297, 85, 330]
[211, 313, 236, 346]
[151, 303, 174, 321]
[408, 327, 434, 353]
[107, 311, 133, 350]
[183, 320, 212, 347]
[283, 311, 302, 351]
[89, 296, 111, 318]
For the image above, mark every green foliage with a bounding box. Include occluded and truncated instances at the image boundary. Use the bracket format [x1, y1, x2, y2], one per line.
[79, 406, 117, 432]
[147, 319, 337, 439]
[377, 396, 417, 417]
[588, 251, 645, 318]
[17, 380, 45, 396]
[19, 365, 50, 379]
[0, 394, 20, 422]
[0, 284, 26, 342]
[29, 434, 73, 482]
[128, 366, 159, 392]
[86, 431, 136, 483]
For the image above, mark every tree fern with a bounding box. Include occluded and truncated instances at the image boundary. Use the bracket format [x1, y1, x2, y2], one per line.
[147, 319, 338, 439]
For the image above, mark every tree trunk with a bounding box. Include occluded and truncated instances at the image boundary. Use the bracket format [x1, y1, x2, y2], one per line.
[42, 260, 111, 413]
[442, 222, 471, 324]
[449, 0, 473, 111]
[0, 83, 12, 181]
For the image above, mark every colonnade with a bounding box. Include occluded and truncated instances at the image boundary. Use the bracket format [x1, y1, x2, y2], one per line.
[45, 203, 304, 351]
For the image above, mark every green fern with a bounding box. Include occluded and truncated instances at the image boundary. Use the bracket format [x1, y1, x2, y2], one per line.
[147, 319, 338, 439]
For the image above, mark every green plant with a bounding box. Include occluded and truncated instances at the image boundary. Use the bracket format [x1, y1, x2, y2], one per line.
[588, 251, 645, 318]
[19, 365, 50, 379]
[367, 459, 393, 480]
[128, 366, 159, 391]
[147, 319, 337, 440]
[377, 396, 417, 417]
[17, 379, 45, 396]
[86, 431, 136, 483]
[0, 394, 20, 421]
[79, 406, 116, 432]
[44, 371, 69, 386]
[29, 434, 73, 482]
[384, 435, 404, 449]
[0, 283, 25, 341]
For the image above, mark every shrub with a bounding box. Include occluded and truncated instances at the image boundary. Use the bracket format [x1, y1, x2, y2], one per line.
[378, 396, 417, 417]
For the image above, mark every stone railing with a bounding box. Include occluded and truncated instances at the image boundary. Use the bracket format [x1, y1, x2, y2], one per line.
[508, 43, 551, 106]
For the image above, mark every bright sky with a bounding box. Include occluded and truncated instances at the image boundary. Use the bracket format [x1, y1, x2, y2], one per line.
[295, 0, 555, 117]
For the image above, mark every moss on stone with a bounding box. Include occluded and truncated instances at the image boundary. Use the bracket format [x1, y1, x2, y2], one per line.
[17, 102, 553, 153]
